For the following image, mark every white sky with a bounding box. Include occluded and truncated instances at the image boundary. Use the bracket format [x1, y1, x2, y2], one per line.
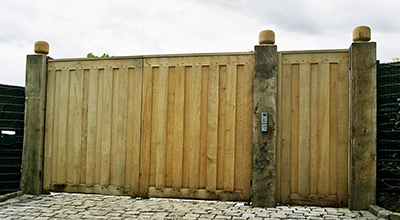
[1, 0, 399, 86]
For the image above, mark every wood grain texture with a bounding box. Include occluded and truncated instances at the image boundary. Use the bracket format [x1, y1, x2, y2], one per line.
[43, 69, 55, 191]
[253, 45, 277, 207]
[80, 69, 89, 184]
[337, 61, 349, 207]
[298, 63, 311, 196]
[349, 42, 377, 210]
[277, 50, 350, 207]
[199, 66, 209, 189]
[280, 63, 292, 204]
[43, 55, 253, 201]
[290, 64, 299, 195]
[86, 68, 98, 186]
[140, 63, 153, 198]
[172, 66, 185, 189]
[51, 70, 61, 183]
[206, 65, 219, 192]
[57, 68, 70, 184]
[22, 54, 47, 195]
[126, 66, 142, 196]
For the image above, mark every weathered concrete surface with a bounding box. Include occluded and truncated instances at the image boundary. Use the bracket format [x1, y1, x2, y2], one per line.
[0, 192, 382, 219]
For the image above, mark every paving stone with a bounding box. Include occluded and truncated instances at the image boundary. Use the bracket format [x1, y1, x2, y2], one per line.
[0, 192, 375, 219]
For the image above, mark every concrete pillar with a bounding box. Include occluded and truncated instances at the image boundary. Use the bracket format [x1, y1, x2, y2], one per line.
[252, 30, 277, 207]
[348, 26, 377, 210]
[21, 41, 49, 195]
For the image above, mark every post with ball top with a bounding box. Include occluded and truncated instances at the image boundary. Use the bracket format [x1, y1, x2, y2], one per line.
[252, 30, 277, 207]
[21, 41, 50, 195]
[348, 25, 377, 210]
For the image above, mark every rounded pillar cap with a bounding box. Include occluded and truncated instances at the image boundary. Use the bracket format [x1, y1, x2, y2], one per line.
[34, 41, 49, 54]
[259, 30, 275, 45]
[353, 26, 371, 42]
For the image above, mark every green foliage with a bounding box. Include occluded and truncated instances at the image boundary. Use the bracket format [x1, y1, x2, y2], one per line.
[391, 99, 400, 133]
[378, 98, 400, 192]
[86, 53, 112, 58]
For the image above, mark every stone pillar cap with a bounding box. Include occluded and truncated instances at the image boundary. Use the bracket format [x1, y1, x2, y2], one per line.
[259, 30, 275, 45]
[34, 41, 49, 54]
[353, 26, 371, 42]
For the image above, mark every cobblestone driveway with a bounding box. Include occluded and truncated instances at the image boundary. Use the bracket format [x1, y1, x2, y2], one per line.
[0, 193, 379, 219]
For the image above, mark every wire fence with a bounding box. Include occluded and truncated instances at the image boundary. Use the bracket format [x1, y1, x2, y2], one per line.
[377, 61, 400, 198]
[0, 84, 24, 195]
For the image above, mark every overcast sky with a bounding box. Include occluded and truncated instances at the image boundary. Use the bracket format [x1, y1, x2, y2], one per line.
[1, 0, 399, 86]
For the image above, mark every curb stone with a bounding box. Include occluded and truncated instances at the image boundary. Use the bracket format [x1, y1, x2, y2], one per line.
[0, 191, 23, 203]
[370, 204, 400, 220]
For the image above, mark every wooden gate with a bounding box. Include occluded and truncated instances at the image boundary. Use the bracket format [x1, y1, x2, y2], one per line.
[276, 50, 350, 206]
[43, 53, 254, 201]
[43, 58, 143, 196]
[140, 55, 253, 201]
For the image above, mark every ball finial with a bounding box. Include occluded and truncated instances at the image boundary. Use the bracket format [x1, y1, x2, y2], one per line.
[34, 41, 49, 54]
[353, 26, 371, 42]
[259, 30, 275, 45]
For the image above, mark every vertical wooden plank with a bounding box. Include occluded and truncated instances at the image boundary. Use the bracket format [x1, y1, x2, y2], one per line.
[317, 62, 330, 196]
[155, 66, 168, 189]
[100, 67, 113, 186]
[206, 65, 219, 192]
[329, 63, 338, 196]
[57, 69, 70, 184]
[80, 69, 89, 184]
[183, 66, 192, 189]
[188, 65, 202, 190]
[126, 65, 143, 196]
[217, 65, 227, 190]
[199, 65, 209, 189]
[223, 64, 237, 192]
[172, 65, 185, 189]
[126, 68, 135, 188]
[140, 64, 153, 198]
[235, 65, 245, 191]
[51, 70, 61, 183]
[166, 67, 175, 188]
[241, 59, 254, 201]
[43, 69, 55, 190]
[66, 70, 75, 183]
[149, 67, 158, 188]
[291, 64, 299, 195]
[337, 59, 349, 206]
[86, 68, 98, 185]
[116, 67, 128, 187]
[310, 63, 319, 195]
[95, 69, 104, 185]
[281, 63, 292, 204]
[71, 69, 83, 185]
[298, 63, 311, 195]
[110, 68, 119, 186]
[276, 53, 282, 202]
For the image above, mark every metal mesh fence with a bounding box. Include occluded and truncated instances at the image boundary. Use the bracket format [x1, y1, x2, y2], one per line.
[377, 61, 400, 198]
[0, 84, 24, 195]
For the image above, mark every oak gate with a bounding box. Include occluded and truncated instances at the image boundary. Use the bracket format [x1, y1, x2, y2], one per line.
[42, 53, 254, 201]
[23, 26, 377, 209]
[276, 50, 350, 206]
